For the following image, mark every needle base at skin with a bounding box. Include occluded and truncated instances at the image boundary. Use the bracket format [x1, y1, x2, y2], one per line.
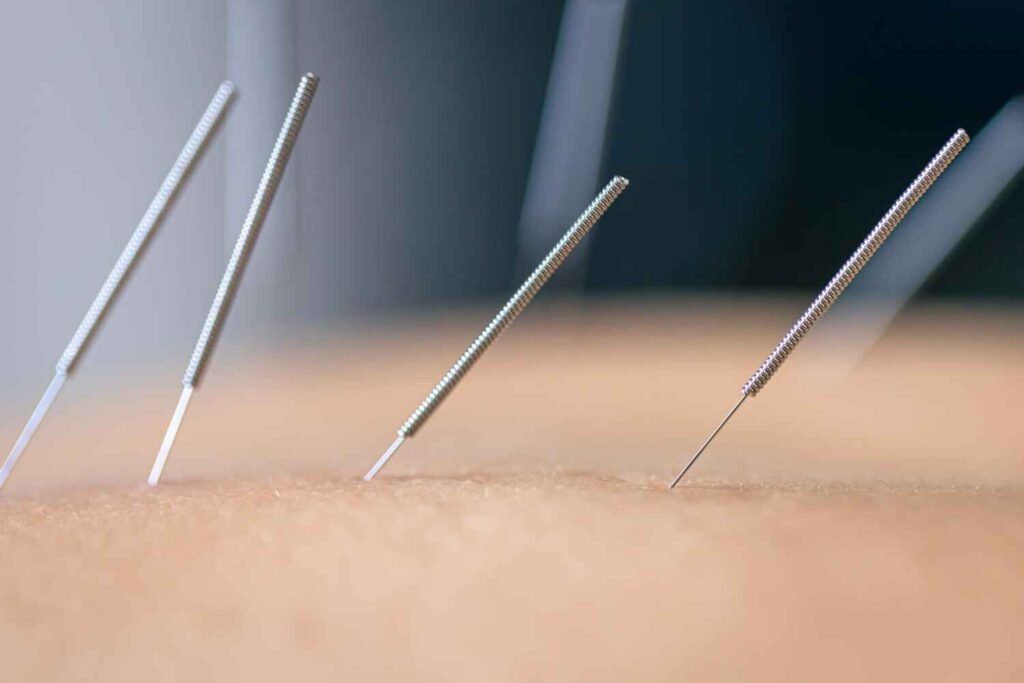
[669, 394, 746, 490]
[147, 75, 317, 486]
[666, 132, 967, 490]
[0, 372, 67, 490]
[363, 176, 628, 481]
[148, 385, 194, 487]
[364, 435, 406, 481]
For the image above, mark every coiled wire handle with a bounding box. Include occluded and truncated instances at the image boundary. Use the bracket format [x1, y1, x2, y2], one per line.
[399, 175, 629, 437]
[742, 129, 969, 396]
[182, 73, 318, 387]
[56, 81, 235, 375]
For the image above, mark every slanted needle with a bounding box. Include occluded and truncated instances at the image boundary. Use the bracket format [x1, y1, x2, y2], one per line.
[0, 81, 233, 491]
[668, 129, 969, 488]
[364, 435, 406, 482]
[147, 74, 318, 485]
[363, 176, 629, 480]
[148, 386, 194, 486]
[668, 395, 745, 489]
[0, 373, 67, 489]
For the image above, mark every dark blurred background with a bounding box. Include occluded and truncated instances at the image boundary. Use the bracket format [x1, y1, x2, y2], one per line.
[594, 0, 1024, 297]
[0, 0, 1022, 396]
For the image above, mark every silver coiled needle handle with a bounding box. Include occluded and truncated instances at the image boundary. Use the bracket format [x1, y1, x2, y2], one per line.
[148, 73, 319, 486]
[669, 129, 970, 489]
[0, 81, 235, 492]
[58, 81, 236, 376]
[364, 175, 630, 481]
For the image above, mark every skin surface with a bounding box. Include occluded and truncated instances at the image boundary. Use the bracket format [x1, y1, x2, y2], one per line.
[0, 298, 1021, 680]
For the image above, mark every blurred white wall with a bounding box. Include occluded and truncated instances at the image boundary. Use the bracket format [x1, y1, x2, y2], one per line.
[293, 0, 559, 319]
[0, 1, 228, 401]
[0, 0, 562, 411]
[225, 0, 299, 335]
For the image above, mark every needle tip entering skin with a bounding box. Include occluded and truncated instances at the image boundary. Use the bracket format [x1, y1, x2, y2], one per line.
[148, 385, 194, 487]
[668, 394, 747, 490]
[0, 372, 67, 491]
[364, 435, 406, 481]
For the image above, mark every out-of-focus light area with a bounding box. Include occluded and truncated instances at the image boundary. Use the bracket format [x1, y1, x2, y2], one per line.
[0, 0, 1022, 401]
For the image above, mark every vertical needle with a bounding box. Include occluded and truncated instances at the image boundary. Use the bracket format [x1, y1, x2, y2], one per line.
[364, 175, 629, 481]
[147, 73, 318, 486]
[669, 129, 970, 489]
[0, 81, 234, 491]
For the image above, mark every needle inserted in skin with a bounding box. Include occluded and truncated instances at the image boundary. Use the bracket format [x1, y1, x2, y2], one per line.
[364, 435, 406, 482]
[668, 395, 745, 489]
[364, 175, 629, 481]
[669, 129, 970, 489]
[147, 73, 318, 486]
[0, 81, 234, 491]
[0, 373, 67, 489]
[148, 386, 194, 486]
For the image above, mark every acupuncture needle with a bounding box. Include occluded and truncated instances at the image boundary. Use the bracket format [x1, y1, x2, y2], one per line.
[147, 73, 319, 486]
[363, 175, 629, 481]
[816, 98, 1024, 373]
[668, 129, 970, 489]
[0, 81, 235, 491]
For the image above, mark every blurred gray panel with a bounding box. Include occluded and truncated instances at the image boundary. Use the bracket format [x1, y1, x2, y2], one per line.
[516, 0, 630, 285]
[293, 1, 562, 318]
[225, 0, 299, 335]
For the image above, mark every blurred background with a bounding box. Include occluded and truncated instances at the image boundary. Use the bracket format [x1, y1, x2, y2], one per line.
[0, 0, 1022, 400]
[3, 6, 1024, 677]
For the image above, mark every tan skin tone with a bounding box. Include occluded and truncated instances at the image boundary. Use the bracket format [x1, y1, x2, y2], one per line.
[1, 299, 1022, 680]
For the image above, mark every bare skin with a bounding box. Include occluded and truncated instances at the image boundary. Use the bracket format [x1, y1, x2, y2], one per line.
[1, 298, 1022, 680]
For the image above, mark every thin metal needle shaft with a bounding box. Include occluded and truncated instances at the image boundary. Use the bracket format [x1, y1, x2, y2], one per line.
[668, 395, 745, 489]
[0, 81, 233, 492]
[363, 435, 405, 482]
[669, 129, 970, 488]
[364, 175, 629, 481]
[147, 73, 319, 486]
[148, 386, 193, 486]
[0, 373, 67, 489]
